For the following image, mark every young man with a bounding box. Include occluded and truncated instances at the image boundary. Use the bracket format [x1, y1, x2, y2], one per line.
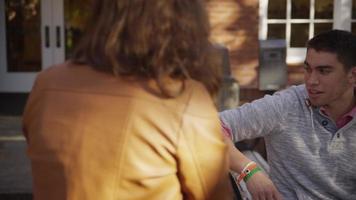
[221, 30, 356, 199]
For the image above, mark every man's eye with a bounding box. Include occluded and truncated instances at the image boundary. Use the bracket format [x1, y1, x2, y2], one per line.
[303, 66, 311, 73]
[319, 69, 330, 74]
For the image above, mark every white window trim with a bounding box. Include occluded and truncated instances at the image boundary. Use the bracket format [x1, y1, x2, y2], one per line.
[259, 0, 353, 65]
[333, 0, 352, 30]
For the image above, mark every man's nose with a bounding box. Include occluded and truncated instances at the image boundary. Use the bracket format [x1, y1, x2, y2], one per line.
[306, 72, 319, 85]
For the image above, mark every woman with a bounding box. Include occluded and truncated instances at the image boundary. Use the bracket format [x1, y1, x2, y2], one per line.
[23, 0, 231, 199]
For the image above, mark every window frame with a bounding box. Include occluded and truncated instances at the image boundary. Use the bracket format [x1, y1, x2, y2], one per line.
[352, 0, 356, 30]
[259, 0, 353, 64]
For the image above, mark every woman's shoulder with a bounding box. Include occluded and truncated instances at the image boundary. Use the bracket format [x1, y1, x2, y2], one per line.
[180, 79, 218, 118]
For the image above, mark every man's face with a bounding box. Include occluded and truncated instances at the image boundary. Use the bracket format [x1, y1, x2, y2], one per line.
[304, 48, 355, 107]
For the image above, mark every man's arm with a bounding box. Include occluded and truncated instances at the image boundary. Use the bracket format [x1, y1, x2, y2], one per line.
[219, 87, 301, 200]
[223, 130, 282, 200]
[220, 87, 298, 142]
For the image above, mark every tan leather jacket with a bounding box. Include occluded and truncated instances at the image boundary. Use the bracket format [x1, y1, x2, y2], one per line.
[23, 63, 231, 200]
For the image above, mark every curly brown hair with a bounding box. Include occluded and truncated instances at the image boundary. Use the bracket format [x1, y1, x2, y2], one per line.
[71, 0, 221, 97]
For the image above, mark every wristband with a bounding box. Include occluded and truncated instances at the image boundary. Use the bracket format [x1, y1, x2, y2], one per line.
[236, 161, 257, 183]
[243, 166, 262, 183]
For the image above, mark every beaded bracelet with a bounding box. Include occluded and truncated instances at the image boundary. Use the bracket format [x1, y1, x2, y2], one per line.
[243, 166, 262, 182]
[236, 161, 263, 183]
[236, 161, 257, 183]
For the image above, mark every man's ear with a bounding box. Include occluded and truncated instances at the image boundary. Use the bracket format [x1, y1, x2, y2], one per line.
[349, 67, 356, 86]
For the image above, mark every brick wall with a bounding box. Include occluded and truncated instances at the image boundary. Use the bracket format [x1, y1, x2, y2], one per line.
[288, 63, 305, 86]
[207, 0, 264, 104]
[207, 0, 305, 103]
[207, 0, 259, 89]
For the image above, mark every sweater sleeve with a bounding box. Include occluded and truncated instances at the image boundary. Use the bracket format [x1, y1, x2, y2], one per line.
[220, 86, 300, 142]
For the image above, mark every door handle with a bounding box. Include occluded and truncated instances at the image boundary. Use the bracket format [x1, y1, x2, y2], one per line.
[45, 26, 50, 48]
[56, 26, 61, 48]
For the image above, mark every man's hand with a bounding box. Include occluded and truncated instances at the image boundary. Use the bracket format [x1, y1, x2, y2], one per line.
[226, 138, 282, 199]
[246, 171, 282, 200]
[221, 129, 282, 200]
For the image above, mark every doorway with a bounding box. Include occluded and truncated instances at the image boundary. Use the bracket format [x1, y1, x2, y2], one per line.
[0, 0, 86, 92]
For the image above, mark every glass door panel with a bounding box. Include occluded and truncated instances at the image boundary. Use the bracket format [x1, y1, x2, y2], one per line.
[291, 0, 309, 19]
[290, 23, 309, 47]
[353, 0, 356, 19]
[315, 0, 333, 19]
[268, 0, 286, 19]
[5, 0, 41, 72]
[314, 23, 333, 35]
[353, 0, 356, 34]
[64, 0, 88, 59]
[267, 24, 286, 39]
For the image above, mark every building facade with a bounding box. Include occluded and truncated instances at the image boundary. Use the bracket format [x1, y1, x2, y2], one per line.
[1, 0, 356, 114]
[208, 0, 356, 102]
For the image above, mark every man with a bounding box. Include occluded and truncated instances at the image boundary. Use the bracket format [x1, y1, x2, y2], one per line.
[221, 30, 356, 199]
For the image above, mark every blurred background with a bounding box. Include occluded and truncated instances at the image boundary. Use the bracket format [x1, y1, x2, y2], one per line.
[1, 0, 356, 199]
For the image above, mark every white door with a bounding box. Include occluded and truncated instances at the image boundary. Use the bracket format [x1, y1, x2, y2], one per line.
[0, 0, 64, 92]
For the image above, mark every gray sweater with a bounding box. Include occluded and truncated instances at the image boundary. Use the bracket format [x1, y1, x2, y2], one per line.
[220, 85, 356, 200]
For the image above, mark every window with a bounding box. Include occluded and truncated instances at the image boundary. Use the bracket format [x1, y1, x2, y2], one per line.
[260, 0, 353, 64]
[5, 0, 42, 72]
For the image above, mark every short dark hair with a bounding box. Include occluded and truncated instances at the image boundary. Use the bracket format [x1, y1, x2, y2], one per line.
[307, 29, 356, 71]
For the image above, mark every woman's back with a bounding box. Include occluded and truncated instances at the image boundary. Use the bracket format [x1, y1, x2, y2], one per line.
[23, 63, 231, 200]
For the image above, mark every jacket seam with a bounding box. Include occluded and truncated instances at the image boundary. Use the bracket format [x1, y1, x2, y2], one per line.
[176, 84, 208, 199]
[111, 103, 135, 200]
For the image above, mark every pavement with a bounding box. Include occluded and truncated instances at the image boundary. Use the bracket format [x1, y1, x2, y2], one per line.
[0, 116, 32, 199]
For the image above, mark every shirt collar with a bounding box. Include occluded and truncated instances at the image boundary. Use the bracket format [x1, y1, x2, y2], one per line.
[320, 105, 356, 129]
[320, 105, 356, 119]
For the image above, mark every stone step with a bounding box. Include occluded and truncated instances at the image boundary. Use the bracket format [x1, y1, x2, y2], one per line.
[0, 116, 32, 194]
